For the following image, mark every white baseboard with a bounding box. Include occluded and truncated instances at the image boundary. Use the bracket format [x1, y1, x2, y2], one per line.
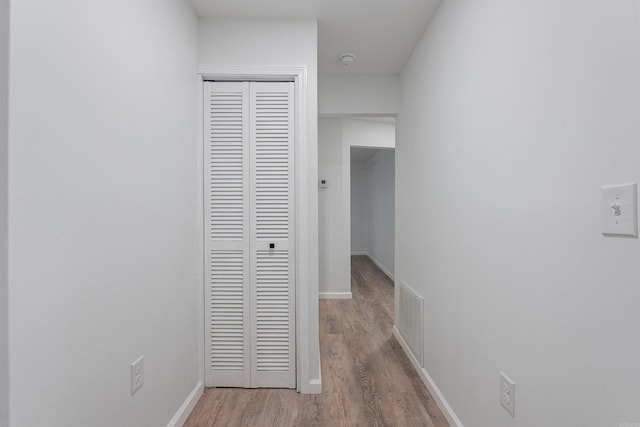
[299, 360, 322, 394]
[365, 253, 394, 281]
[392, 327, 464, 427]
[306, 377, 322, 394]
[167, 380, 203, 427]
[307, 359, 322, 394]
[319, 291, 352, 299]
[351, 251, 368, 256]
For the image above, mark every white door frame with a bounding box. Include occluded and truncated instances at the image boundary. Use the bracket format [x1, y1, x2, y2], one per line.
[196, 66, 311, 393]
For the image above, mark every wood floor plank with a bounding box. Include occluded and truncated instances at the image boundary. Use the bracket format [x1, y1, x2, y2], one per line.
[185, 255, 449, 427]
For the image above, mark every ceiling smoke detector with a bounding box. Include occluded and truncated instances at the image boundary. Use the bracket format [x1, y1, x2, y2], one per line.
[340, 53, 356, 66]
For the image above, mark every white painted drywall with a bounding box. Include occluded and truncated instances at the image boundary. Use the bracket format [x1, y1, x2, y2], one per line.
[319, 75, 400, 116]
[350, 163, 369, 255]
[367, 150, 395, 278]
[343, 118, 395, 149]
[199, 18, 316, 69]
[198, 18, 321, 392]
[397, 1, 640, 426]
[8, 1, 200, 426]
[318, 118, 351, 296]
[0, 0, 9, 424]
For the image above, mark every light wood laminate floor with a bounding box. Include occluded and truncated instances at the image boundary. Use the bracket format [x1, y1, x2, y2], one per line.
[185, 255, 449, 427]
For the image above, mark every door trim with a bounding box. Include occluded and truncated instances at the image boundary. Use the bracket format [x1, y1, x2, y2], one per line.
[197, 66, 315, 393]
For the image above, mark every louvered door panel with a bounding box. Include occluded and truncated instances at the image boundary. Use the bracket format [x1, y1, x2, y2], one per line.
[255, 249, 292, 378]
[209, 250, 244, 377]
[250, 82, 296, 388]
[208, 84, 245, 240]
[205, 81, 295, 390]
[204, 82, 250, 388]
[254, 89, 290, 241]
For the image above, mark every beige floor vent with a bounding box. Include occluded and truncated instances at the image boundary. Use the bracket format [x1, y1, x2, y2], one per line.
[398, 281, 424, 367]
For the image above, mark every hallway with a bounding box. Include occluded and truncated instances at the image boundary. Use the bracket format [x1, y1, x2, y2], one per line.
[185, 255, 448, 426]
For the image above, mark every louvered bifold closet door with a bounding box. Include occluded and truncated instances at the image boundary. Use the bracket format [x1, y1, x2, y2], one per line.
[249, 82, 296, 388]
[204, 82, 251, 388]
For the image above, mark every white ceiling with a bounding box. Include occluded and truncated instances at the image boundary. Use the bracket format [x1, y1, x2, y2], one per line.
[189, 0, 442, 75]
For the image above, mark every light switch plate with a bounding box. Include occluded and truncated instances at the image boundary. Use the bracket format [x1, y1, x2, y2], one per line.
[602, 183, 637, 237]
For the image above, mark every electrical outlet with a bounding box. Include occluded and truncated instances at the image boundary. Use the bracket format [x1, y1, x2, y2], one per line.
[131, 356, 144, 395]
[500, 372, 515, 417]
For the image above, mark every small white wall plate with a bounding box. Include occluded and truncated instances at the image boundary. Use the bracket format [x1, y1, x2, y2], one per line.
[602, 183, 637, 237]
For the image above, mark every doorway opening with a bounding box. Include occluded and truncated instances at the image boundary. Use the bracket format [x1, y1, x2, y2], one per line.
[317, 116, 395, 301]
[350, 146, 395, 283]
[197, 66, 317, 394]
[203, 81, 296, 389]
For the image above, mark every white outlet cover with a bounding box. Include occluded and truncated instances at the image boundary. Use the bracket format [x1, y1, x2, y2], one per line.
[602, 183, 637, 237]
[131, 356, 144, 395]
[500, 372, 515, 417]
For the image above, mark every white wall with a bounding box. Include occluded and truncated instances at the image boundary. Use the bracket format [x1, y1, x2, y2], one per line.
[319, 75, 400, 116]
[350, 163, 369, 255]
[8, 1, 200, 426]
[319, 119, 351, 297]
[199, 18, 317, 72]
[343, 119, 395, 149]
[397, 1, 640, 426]
[198, 18, 321, 393]
[367, 150, 395, 278]
[0, 0, 9, 424]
